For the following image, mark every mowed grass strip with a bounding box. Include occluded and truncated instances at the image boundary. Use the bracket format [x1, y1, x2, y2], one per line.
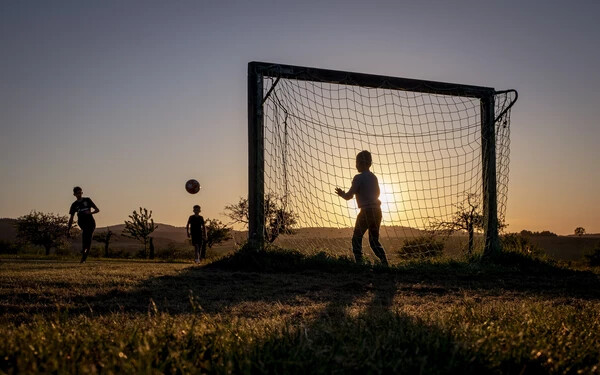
[1, 250, 599, 374]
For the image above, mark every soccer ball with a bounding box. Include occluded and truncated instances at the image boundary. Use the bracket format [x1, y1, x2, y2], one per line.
[185, 179, 201, 194]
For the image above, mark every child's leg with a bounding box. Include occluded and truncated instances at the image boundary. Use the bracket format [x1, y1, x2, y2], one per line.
[200, 241, 207, 260]
[366, 207, 388, 265]
[352, 210, 369, 263]
[80, 223, 95, 263]
[80, 232, 87, 263]
[194, 244, 200, 262]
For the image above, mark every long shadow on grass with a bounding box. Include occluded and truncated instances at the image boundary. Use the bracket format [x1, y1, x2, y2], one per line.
[206, 250, 532, 374]
[239, 276, 494, 374]
[206, 249, 587, 374]
[4, 248, 600, 320]
[4, 249, 597, 372]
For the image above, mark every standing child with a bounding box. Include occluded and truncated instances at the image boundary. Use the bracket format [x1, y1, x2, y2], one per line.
[67, 186, 100, 263]
[186, 205, 207, 263]
[335, 150, 388, 266]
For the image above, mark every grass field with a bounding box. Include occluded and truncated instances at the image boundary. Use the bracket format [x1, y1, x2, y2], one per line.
[1, 248, 600, 374]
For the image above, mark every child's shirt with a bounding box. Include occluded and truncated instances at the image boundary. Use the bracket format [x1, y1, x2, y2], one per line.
[69, 198, 98, 222]
[187, 215, 205, 235]
[348, 170, 381, 209]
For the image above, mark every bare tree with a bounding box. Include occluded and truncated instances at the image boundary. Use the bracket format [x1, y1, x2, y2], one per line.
[93, 227, 113, 257]
[224, 194, 298, 243]
[122, 207, 158, 258]
[430, 194, 483, 255]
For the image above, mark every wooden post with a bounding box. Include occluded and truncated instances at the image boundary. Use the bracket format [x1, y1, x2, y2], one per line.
[248, 63, 265, 250]
[481, 95, 500, 257]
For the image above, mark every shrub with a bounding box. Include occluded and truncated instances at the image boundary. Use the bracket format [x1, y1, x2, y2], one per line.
[155, 242, 190, 260]
[398, 236, 444, 259]
[88, 245, 103, 257]
[501, 233, 543, 256]
[584, 243, 600, 267]
[0, 240, 18, 254]
[107, 248, 130, 259]
[519, 230, 557, 237]
[54, 240, 75, 256]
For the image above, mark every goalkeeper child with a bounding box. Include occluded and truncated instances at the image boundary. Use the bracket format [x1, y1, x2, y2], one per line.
[335, 150, 388, 266]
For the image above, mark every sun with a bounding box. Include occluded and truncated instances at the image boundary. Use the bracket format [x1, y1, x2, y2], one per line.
[339, 182, 403, 224]
[379, 182, 405, 223]
[379, 183, 397, 208]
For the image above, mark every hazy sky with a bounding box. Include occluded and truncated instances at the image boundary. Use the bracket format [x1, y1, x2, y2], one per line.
[1, 0, 599, 234]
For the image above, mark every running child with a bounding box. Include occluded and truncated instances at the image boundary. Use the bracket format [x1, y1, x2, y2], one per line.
[67, 186, 100, 263]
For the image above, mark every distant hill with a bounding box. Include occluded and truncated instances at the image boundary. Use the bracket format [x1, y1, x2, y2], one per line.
[0, 218, 192, 246]
[97, 223, 189, 243]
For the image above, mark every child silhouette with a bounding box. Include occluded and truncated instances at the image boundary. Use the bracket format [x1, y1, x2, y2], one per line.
[335, 151, 388, 265]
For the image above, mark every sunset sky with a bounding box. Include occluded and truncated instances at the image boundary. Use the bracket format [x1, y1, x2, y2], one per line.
[1, 0, 599, 235]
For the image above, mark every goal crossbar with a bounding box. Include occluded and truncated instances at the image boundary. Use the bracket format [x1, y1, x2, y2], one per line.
[250, 61, 496, 99]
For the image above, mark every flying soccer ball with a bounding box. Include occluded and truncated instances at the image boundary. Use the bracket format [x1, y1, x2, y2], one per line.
[185, 179, 201, 194]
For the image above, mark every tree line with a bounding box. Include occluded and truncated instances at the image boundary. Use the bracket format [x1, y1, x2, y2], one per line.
[13, 208, 232, 258]
[11, 194, 296, 258]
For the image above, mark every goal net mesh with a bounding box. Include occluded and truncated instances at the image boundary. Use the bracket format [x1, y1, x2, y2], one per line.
[261, 75, 516, 259]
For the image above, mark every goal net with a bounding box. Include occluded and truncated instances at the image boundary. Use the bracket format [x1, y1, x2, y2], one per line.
[249, 62, 517, 259]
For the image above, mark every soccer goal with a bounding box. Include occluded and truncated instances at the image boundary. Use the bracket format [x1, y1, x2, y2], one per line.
[248, 62, 517, 258]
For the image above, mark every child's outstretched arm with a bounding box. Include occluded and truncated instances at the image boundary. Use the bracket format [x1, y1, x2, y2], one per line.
[335, 176, 359, 200]
[335, 187, 352, 200]
[335, 188, 354, 201]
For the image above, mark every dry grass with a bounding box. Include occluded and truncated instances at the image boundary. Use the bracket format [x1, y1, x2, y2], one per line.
[1, 249, 600, 374]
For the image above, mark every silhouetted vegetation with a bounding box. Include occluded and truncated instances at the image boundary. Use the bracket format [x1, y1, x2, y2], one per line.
[224, 194, 298, 243]
[501, 233, 543, 256]
[585, 243, 600, 267]
[205, 218, 232, 249]
[0, 240, 18, 254]
[574, 227, 586, 236]
[208, 244, 361, 273]
[519, 229, 558, 237]
[122, 207, 158, 258]
[93, 227, 113, 257]
[430, 193, 482, 254]
[15, 211, 70, 255]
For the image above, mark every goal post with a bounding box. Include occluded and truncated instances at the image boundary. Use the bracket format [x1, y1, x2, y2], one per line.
[248, 61, 517, 257]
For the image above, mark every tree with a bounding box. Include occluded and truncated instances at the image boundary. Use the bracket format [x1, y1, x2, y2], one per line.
[575, 227, 586, 237]
[520, 229, 557, 237]
[93, 227, 113, 257]
[224, 194, 298, 243]
[584, 242, 600, 267]
[16, 211, 70, 255]
[430, 194, 484, 255]
[205, 218, 233, 248]
[122, 207, 158, 258]
[149, 237, 155, 259]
